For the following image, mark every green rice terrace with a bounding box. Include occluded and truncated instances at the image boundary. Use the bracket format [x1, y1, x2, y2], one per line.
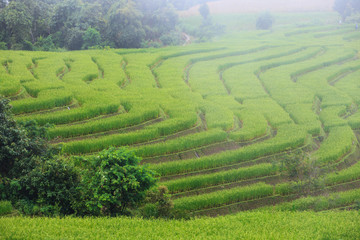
[1, 15, 360, 239]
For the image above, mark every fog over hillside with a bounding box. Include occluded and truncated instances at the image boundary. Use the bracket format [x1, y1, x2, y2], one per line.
[180, 0, 334, 16]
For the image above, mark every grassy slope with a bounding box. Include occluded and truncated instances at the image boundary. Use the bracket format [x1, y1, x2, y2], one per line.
[2, 11, 360, 239]
[1, 211, 360, 239]
[179, 0, 334, 16]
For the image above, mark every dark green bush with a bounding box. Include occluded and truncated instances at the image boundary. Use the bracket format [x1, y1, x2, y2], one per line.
[140, 186, 174, 218]
[14, 157, 81, 216]
[0, 201, 12, 216]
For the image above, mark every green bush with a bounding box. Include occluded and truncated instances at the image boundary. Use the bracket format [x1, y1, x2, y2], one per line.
[139, 186, 174, 219]
[0, 201, 13, 216]
[9, 157, 82, 216]
[160, 31, 181, 46]
[0, 99, 50, 177]
[0, 42, 7, 50]
[82, 27, 101, 50]
[82, 147, 157, 216]
[34, 36, 55, 51]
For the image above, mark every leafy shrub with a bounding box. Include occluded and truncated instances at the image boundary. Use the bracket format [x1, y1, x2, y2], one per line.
[82, 27, 101, 50]
[0, 201, 12, 216]
[82, 147, 157, 216]
[22, 40, 33, 51]
[160, 31, 181, 46]
[140, 186, 173, 218]
[0, 98, 49, 177]
[0, 42, 7, 50]
[34, 36, 55, 51]
[13, 157, 81, 216]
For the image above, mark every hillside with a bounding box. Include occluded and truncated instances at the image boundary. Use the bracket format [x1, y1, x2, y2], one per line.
[1, 11, 360, 239]
[179, 0, 334, 16]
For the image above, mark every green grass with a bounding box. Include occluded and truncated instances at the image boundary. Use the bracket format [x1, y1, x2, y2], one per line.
[133, 128, 227, 158]
[173, 182, 273, 212]
[1, 211, 359, 239]
[266, 188, 360, 212]
[163, 163, 277, 193]
[150, 124, 308, 176]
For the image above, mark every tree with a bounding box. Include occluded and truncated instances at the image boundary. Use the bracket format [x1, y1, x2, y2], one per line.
[135, 0, 179, 41]
[199, 3, 210, 20]
[0, 98, 48, 177]
[333, 0, 351, 22]
[0, 1, 32, 47]
[351, 0, 360, 12]
[83, 147, 157, 216]
[82, 27, 101, 49]
[65, 27, 84, 50]
[12, 157, 81, 216]
[0, 97, 81, 216]
[106, 0, 145, 48]
[256, 12, 273, 30]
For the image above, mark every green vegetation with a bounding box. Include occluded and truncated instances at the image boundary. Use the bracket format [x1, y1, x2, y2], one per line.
[0, 201, 12, 216]
[173, 182, 273, 212]
[79, 147, 157, 216]
[0, 0, 184, 50]
[268, 188, 360, 211]
[164, 164, 277, 193]
[1, 8, 360, 238]
[1, 211, 359, 239]
[151, 124, 307, 176]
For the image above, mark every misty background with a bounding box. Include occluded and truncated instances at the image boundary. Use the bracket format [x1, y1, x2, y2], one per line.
[180, 0, 334, 16]
[0, 0, 356, 51]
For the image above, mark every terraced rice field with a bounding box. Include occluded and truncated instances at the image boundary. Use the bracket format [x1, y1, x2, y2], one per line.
[1, 23, 360, 217]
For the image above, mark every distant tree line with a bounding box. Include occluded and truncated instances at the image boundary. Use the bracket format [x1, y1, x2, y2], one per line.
[0, 0, 212, 51]
[334, 0, 360, 22]
[170, 0, 216, 11]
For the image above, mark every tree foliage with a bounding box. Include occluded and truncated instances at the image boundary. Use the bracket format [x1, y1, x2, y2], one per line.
[82, 147, 157, 216]
[10, 157, 81, 216]
[0, 0, 181, 50]
[0, 98, 49, 177]
[82, 27, 101, 49]
[106, 1, 145, 48]
[333, 0, 360, 22]
[199, 3, 210, 20]
[186, 1, 225, 42]
[0, 97, 80, 216]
